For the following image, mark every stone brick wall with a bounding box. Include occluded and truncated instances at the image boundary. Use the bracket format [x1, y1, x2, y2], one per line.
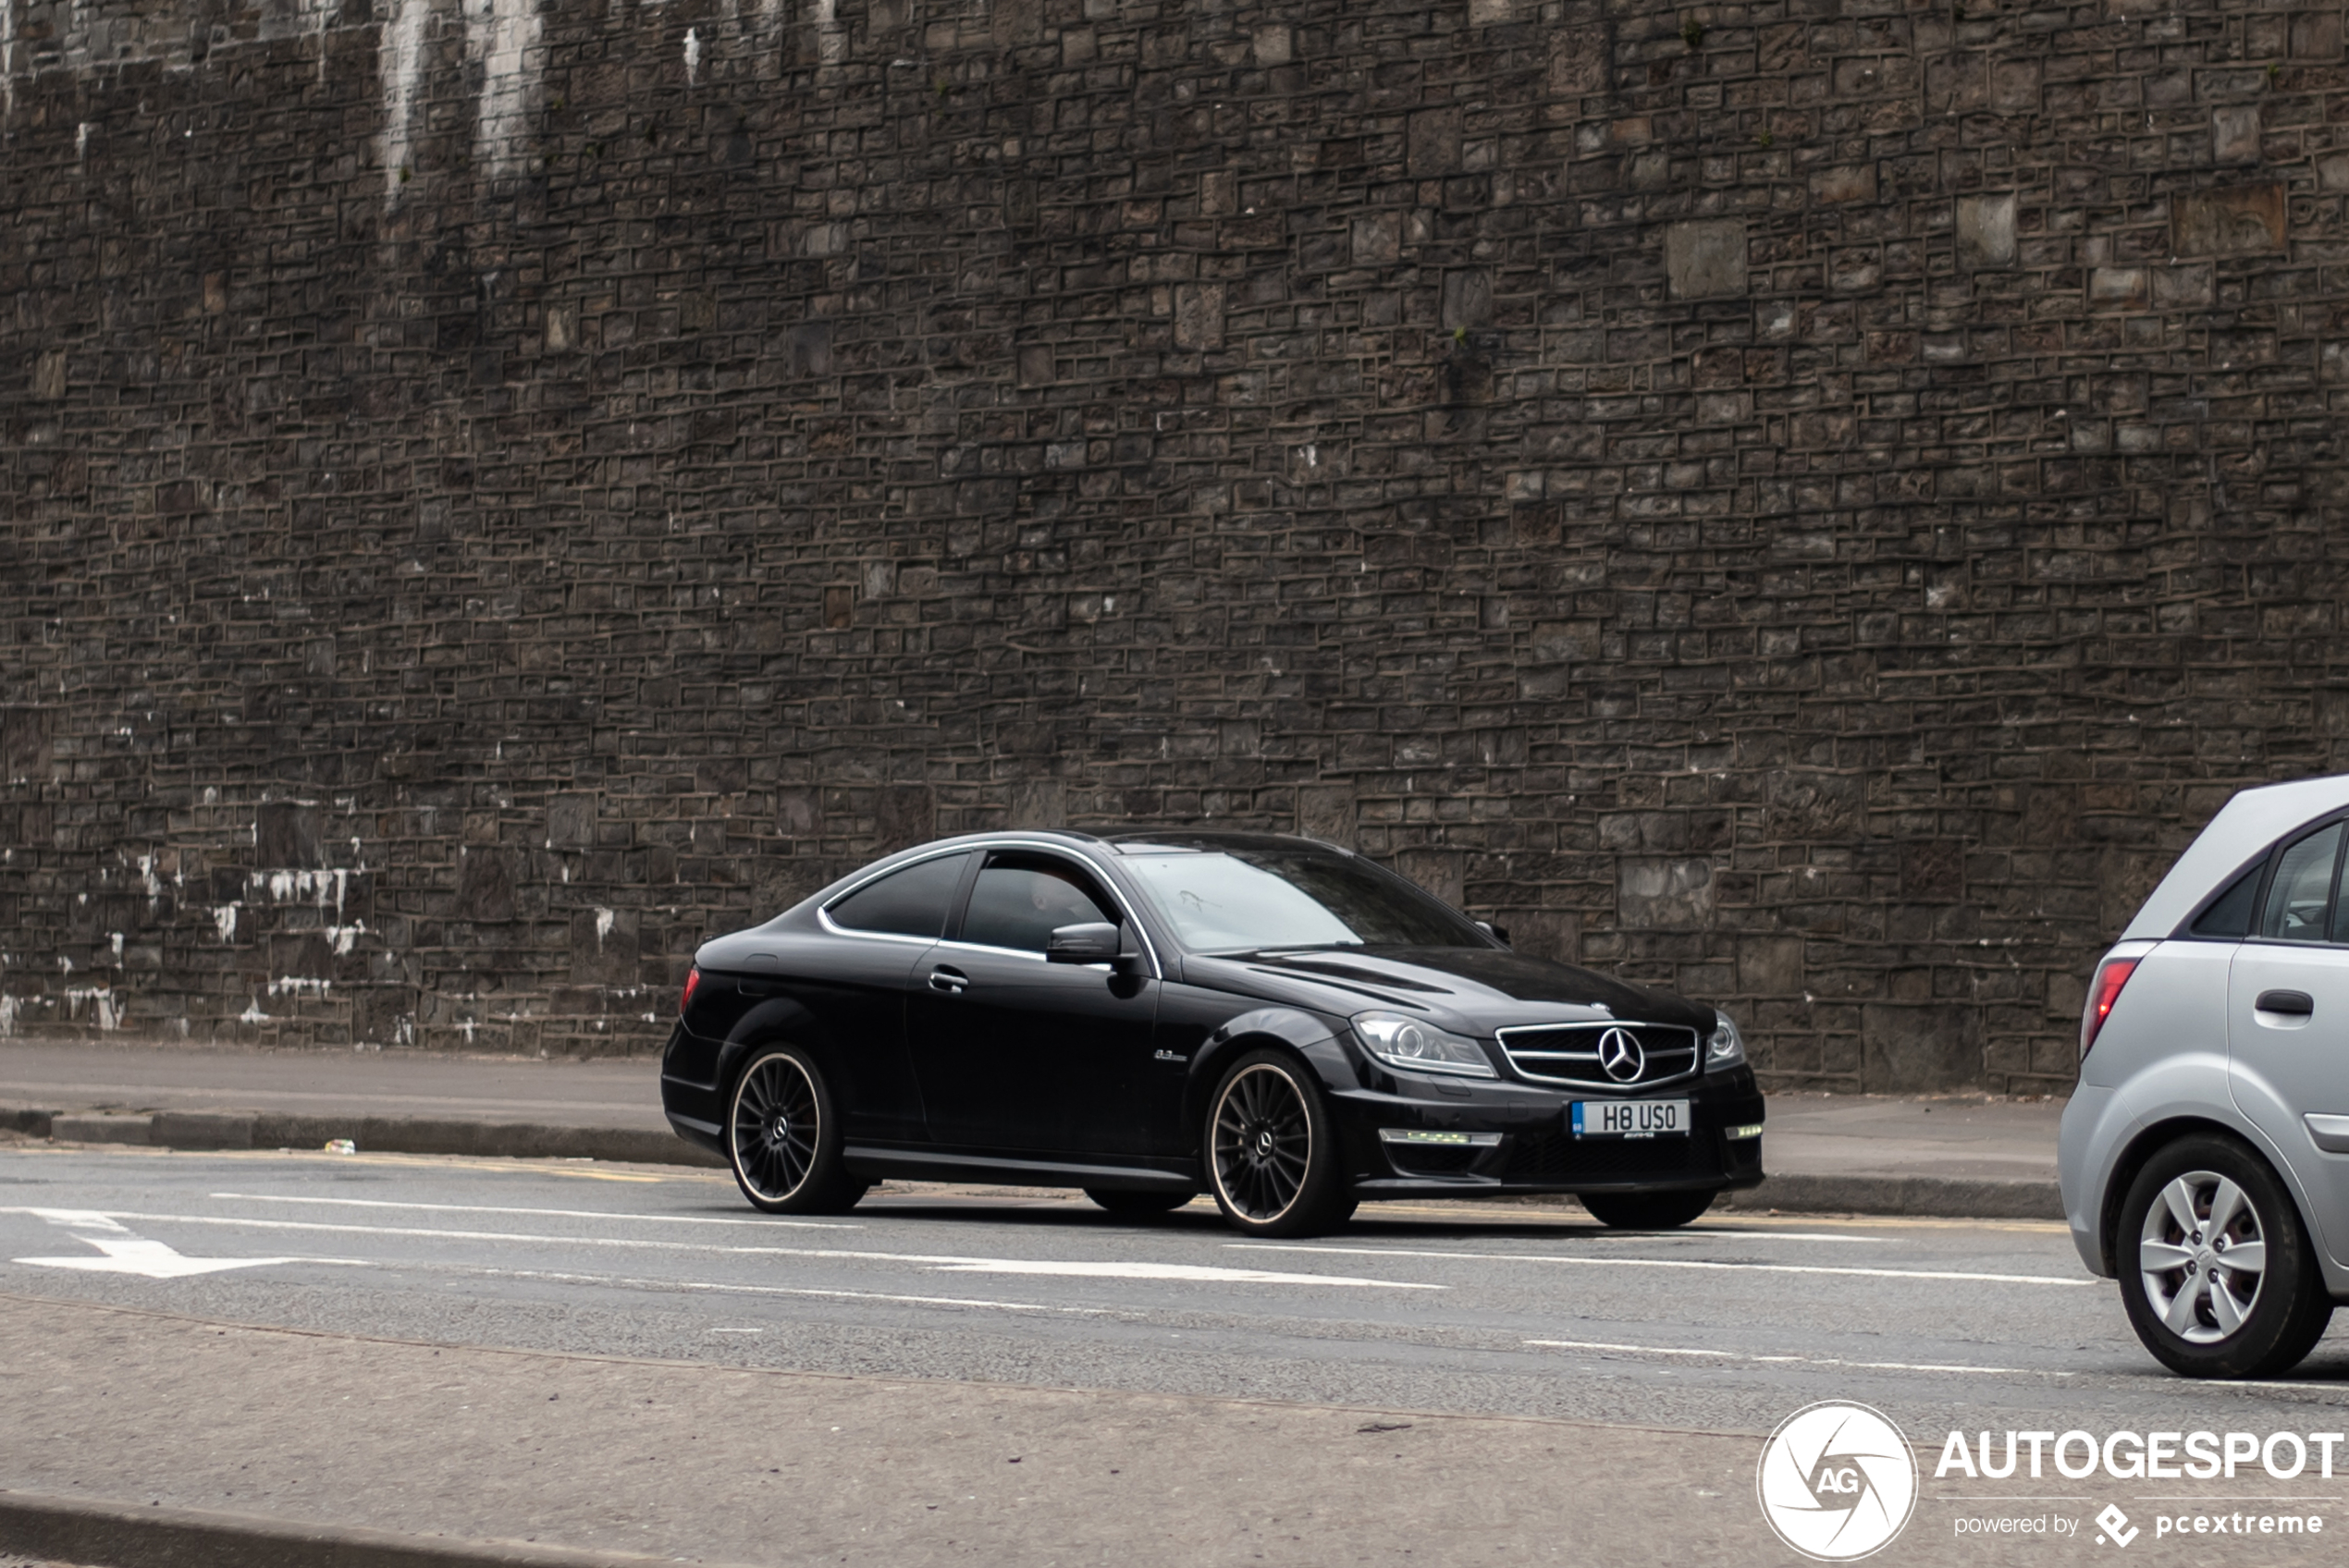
[4, 0, 2344, 1090]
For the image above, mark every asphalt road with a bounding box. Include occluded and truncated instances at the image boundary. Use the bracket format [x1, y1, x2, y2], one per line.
[3, 1142, 2346, 1440]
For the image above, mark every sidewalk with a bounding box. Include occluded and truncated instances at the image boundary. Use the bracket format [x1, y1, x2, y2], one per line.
[0, 1042, 2063, 1219]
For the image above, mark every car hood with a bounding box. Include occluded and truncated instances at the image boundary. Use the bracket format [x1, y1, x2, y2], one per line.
[1179, 947, 1718, 1035]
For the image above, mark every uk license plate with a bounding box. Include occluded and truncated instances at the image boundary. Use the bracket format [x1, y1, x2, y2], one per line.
[1570, 1099, 1689, 1139]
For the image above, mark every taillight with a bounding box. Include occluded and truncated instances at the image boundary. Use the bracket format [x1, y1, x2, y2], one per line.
[680, 965, 701, 1016]
[2081, 957, 2139, 1059]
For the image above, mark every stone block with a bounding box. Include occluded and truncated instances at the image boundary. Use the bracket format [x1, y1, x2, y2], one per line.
[2171, 184, 2285, 254]
[1737, 937, 1805, 996]
[570, 907, 640, 986]
[1618, 858, 1716, 929]
[1664, 219, 1746, 299]
[1408, 108, 1462, 178]
[1351, 212, 1401, 265]
[1861, 1004, 1982, 1093]
[2088, 267, 2148, 309]
[1252, 24, 1290, 65]
[1548, 26, 1608, 94]
[1810, 165, 1876, 203]
[0, 708, 51, 780]
[255, 802, 325, 868]
[2213, 105, 2261, 164]
[1440, 269, 1492, 329]
[1174, 283, 1224, 349]
[547, 793, 596, 849]
[1955, 194, 2016, 268]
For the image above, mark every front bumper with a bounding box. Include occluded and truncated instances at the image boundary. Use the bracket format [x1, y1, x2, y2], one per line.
[1327, 1067, 1765, 1197]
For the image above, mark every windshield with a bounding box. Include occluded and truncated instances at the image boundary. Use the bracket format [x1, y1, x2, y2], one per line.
[1116, 847, 1486, 952]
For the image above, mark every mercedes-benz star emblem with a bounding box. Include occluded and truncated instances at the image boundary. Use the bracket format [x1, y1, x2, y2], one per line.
[1597, 1027, 1645, 1083]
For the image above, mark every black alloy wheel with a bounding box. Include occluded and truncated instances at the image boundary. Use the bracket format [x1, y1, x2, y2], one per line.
[1205, 1049, 1351, 1237]
[1085, 1188, 1197, 1219]
[1580, 1189, 1717, 1230]
[726, 1046, 867, 1215]
[2117, 1133, 2332, 1378]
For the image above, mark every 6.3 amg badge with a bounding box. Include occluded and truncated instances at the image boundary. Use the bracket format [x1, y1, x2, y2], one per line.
[1757, 1402, 1920, 1561]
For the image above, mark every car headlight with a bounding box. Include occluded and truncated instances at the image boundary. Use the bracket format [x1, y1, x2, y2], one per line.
[1351, 1011, 1495, 1079]
[1705, 1011, 1746, 1070]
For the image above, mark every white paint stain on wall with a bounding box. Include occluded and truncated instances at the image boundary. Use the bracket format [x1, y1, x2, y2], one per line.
[683, 25, 699, 83]
[2, 0, 16, 118]
[62, 987, 121, 1031]
[467, 0, 543, 179]
[248, 867, 357, 917]
[213, 905, 240, 943]
[267, 976, 332, 998]
[379, 0, 432, 202]
[0, 995, 15, 1038]
[594, 907, 614, 946]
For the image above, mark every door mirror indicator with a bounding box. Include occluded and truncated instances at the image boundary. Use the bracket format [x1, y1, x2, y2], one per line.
[1045, 922, 1123, 964]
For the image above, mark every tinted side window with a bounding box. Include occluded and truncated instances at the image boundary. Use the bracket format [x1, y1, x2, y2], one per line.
[960, 855, 1115, 953]
[828, 852, 971, 938]
[2192, 867, 2262, 938]
[2259, 826, 2343, 942]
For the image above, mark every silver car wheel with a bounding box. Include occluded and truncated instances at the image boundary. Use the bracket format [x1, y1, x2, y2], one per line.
[2139, 1169, 2268, 1344]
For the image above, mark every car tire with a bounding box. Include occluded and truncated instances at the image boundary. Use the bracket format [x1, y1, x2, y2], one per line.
[1085, 1188, 1196, 1219]
[1204, 1048, 1354, 1238]
[2117, 1133, 2334, 1378]
[1580, 1189, 1716, 1230]
[726, 1045, 867, 1215]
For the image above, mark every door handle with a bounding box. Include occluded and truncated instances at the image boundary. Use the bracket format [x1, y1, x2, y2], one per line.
[2257, 989, 2315, 1017]
[929, 966, 968, 995]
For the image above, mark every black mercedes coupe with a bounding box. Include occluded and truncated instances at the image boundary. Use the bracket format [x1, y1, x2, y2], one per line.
[660, 830, 1765, 1236]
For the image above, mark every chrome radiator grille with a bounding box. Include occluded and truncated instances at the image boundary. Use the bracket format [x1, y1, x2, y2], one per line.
[1494, 1021, 1701, 1089]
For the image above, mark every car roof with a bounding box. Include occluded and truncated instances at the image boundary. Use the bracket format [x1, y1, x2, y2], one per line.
[1100, 829, 1351, 855]
[2124, 773, 2349, 940]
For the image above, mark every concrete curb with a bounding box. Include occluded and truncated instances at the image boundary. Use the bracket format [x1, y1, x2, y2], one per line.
[1720, 1172, 2065, 1220]
[10, 1106, 2062, 1218]
[13, 1107, 724, 1170]
[0, 1488, 731, 1568]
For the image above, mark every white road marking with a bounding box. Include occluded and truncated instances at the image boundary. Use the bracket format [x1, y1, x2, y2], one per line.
[921, 1257, 1440, 1288]
[458, 1265, 1112, 1314]
[1230, 1243, 2091, 1288]
[208, 1193, 855, 1230]
[1524, 1339, 2074, 1378]
[6, 1211, 1440, 1290]
[8, 1208, 363, 1280]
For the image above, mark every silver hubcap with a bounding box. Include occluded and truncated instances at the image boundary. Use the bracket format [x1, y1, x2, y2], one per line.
[2140, 1170, 2267, 1344]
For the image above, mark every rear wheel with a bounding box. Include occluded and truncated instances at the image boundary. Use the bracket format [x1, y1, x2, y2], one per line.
[1205, 1050, 1354, 1238]
[1580, 1189, 1716, 1230]
[1085, 1188, 1196, 1219]
[2117, 1133, 2332, 1378]
[726, 1046, 868, 1215]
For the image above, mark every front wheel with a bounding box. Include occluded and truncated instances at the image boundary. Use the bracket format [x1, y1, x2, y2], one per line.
[2117, 1133, 2332, 1378]
[1580, 1189, 1716, 1230]
[726, 1046, 867, 1215]
[1204, 1049, 1353, 1238]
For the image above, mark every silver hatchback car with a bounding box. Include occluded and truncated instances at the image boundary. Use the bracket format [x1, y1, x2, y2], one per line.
[2062, 774, 2349, 1376]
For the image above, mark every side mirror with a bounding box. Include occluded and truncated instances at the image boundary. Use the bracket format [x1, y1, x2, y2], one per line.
[1046, 922, 1124, 964]
[1476, 920, 1512, 948]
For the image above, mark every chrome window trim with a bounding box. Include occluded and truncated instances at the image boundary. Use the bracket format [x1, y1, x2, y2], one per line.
[1494, 1020, 1702, 1091]
[818, 838, 1163, 979]
[817, 845, 982, 945]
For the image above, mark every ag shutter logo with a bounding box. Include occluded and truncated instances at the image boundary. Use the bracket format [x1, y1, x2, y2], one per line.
[1757, 1402, 1920, 1561]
